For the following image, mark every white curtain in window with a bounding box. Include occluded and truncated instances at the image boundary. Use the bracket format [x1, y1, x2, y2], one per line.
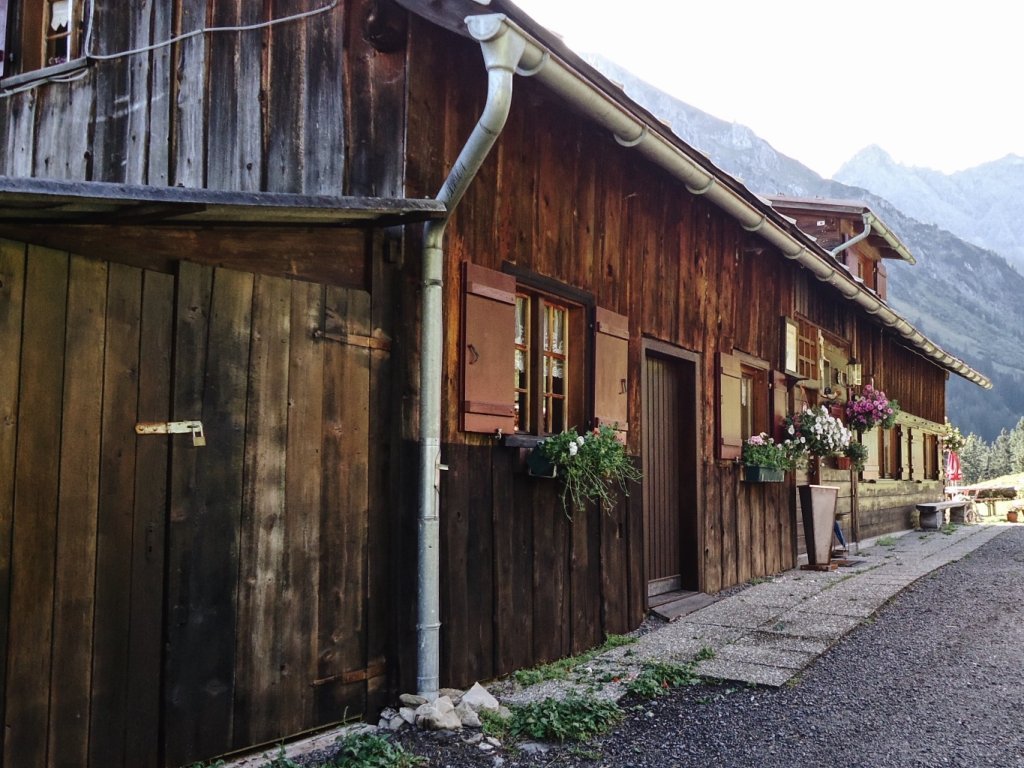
[50, 0, 70, 31]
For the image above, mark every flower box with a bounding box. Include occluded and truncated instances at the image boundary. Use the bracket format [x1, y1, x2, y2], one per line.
[526, 446, 557, 478]
[743, 465, 785, 483]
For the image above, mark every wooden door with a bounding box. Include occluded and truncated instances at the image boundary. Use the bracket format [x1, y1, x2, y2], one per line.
[642, 347, 700, 597]
[0, 244, 173, 768]
[0, 245, 387, 767]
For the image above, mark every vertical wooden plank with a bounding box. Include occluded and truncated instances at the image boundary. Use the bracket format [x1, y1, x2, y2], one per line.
[0, 239, 26, 762]
[207, 0, 262, 192]
[570, 501, 600, 654]
[147, 1, 174, 184]
[366, 235, 394, 711]
[48, 257, 107, 768]
[439, 443, 470, 686]
[165, 265, 253, 767]
[343, 0, 405, 197]
[736, 481, 752, 585]
[466, 445, 495, 682]
[1, 91, 37, 176]
[265, 0, 307, 193]
[89, 262, 144, 767]
[282, 280, 324, 731]
[124, 269, 174, 766]
[533, 484, 569, 663]
[31, 77, 93, 180]
[303, 0, 345, 193]
[316, 286, 370, 722]
[3, 247, 68, 768]
[172, 0, 208, 187]
[493, 450, 533, 676]
[91, 0, 131, 181]
[124, 1, 155, 184]
[234, 274, 291, 746]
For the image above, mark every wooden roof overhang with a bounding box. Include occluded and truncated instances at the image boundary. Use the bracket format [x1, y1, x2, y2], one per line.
[0, 176, 447, 288]
[399, 0, 989, 389]
[766, 196, 916, 264]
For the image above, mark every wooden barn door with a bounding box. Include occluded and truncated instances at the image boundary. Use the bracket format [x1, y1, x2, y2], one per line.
[0, 244, 174, 768]
[0, 246, 385, 768]
[642, 344, 700, 598]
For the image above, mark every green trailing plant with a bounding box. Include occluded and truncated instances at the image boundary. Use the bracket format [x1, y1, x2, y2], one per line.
[536, 424, 642, 516]
[331, 732, 425, 768]
[844, 439, 869, 471]
[502, 695, 623, 742]
[626, 661, 701, 698]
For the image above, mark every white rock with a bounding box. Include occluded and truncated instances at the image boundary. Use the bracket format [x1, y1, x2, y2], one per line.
[438, 687, 464, 704]
[485, 736, 502, 747]
[389, 715, 406, 731]
[399, 707, 417, 724]
[479, 742, 496, 753]
[415, 696, 462, 731]
[461, 682, 500, 712]
[455, 701, 482, 728]
[462, 732, 484, 745]
[400, 693, 428, 707]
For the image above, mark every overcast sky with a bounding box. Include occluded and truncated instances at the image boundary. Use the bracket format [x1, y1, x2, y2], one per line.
[512, 0, 1023, 178]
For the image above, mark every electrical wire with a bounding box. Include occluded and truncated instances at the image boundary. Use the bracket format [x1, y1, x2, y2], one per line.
[1, 0, 341, 99]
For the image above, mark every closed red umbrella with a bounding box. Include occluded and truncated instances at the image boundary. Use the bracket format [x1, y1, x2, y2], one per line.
[945, 451, 962, 483]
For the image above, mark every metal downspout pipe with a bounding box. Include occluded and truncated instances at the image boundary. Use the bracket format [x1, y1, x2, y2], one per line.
[830, 213, 875, 258]
[417, 15, 527, 698]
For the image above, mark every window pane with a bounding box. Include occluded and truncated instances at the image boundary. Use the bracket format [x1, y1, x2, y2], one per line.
[514, 295, 530, 432]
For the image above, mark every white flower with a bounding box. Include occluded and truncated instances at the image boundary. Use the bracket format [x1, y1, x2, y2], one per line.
[577, 436, 586, 446]
[568, 442, 578, 457]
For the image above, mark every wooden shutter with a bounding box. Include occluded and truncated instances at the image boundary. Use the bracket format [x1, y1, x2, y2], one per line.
[770, 370, 789, 443]
[594, 307, 629, 440]
[719, 352, 742, 460]
[461, 262, 516, 434]
[875, 262, 888, 300]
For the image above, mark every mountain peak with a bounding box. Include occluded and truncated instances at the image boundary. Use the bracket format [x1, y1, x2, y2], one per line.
[839, 144, 896, 172]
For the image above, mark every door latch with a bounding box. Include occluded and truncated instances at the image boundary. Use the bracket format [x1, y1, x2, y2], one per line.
[135, 420, 206, 447]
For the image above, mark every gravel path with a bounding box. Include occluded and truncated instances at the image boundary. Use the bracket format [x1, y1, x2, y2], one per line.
[396, 526, 1024, 767]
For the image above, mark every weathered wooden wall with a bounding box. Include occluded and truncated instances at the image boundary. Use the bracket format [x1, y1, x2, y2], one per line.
[402, 23, 803, 686]
[0, 0, 408, 198]
[0, 239, 393, 767]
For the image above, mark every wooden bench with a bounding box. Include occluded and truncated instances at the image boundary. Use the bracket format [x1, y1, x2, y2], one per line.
[916, 500, 969, 530]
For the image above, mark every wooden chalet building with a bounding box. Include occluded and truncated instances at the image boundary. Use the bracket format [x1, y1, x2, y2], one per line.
[0, 1, 990, 766]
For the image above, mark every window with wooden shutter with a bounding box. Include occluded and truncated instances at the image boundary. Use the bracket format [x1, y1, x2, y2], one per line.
[594, 307, 629, 440]
[719, 352, 743, 460]
[461, 262, 516, 435]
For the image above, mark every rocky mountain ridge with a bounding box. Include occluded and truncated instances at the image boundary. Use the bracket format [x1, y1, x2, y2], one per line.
[586, 56, 1024, 440]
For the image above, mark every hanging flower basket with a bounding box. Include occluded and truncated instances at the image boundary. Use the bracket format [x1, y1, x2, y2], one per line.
[743, 465, 785, 483]
[844, 384, 900, 431]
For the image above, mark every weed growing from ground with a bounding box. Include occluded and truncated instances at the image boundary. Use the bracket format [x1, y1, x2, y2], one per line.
[496, 695, 623, 743]
[877, 535, 897, 547]
[940, 522, 957, 535]
[695, 646, 715, 661]
[513, 634, 637, 686]
[330, 732, 425, 768]
[626, 661, 701, 698]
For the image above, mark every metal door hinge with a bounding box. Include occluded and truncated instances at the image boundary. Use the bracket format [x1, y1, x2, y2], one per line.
[135, 420, 206, 446]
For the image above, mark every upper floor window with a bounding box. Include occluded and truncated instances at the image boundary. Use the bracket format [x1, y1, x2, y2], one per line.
[1, 0, 87, 78]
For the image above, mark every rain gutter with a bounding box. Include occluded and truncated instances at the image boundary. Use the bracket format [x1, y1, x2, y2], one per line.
[469, 14, 986, 388]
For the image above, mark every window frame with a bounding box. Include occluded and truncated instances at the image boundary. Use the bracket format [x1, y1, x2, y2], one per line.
[719, 350, 771, 461]
[1, 0, 88, 81]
